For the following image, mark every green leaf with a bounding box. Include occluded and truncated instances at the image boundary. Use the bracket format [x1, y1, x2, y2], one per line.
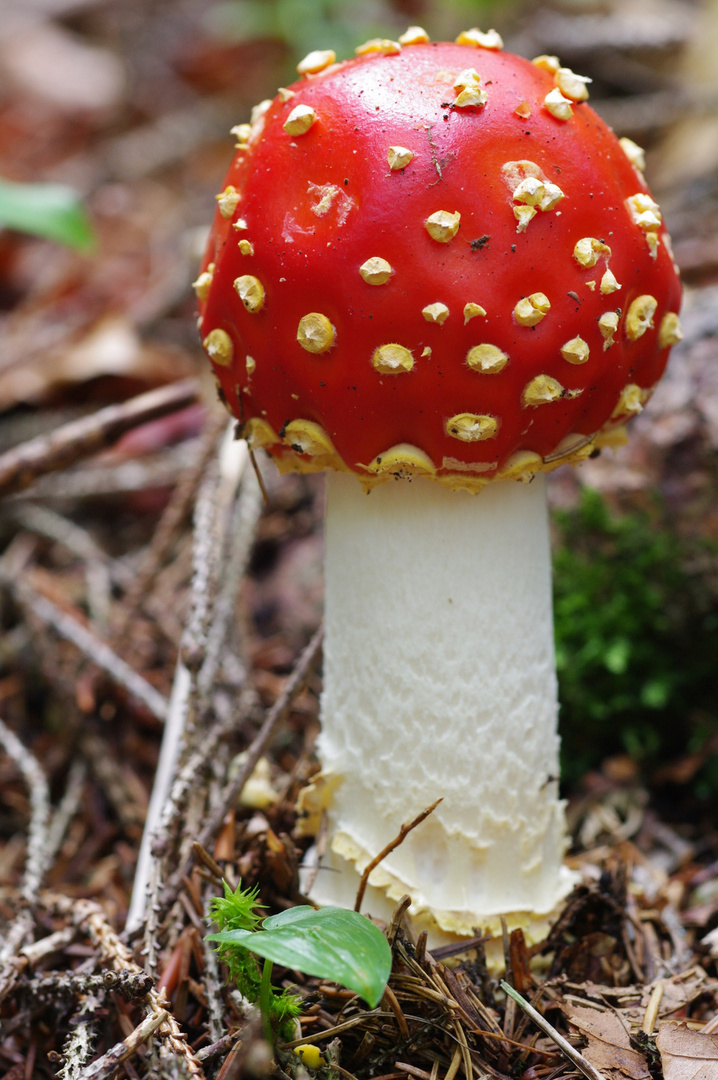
[0, 177, 96, 251]
[208, 905, 391, 1007]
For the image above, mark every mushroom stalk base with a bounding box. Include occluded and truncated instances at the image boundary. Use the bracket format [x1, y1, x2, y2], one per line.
[301, 472, 575, 941]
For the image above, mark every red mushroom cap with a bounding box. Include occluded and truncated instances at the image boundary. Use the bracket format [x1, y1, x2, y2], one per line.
[197, 37, 682, 489]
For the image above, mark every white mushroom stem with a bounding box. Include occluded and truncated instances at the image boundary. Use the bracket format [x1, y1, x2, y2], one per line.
[302, 471, 576, 941]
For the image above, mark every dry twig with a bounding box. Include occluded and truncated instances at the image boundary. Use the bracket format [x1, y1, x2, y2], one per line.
[0, 379, 200, 498]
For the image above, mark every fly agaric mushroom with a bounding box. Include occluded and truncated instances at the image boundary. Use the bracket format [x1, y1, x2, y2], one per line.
[196, 31, 682, 942]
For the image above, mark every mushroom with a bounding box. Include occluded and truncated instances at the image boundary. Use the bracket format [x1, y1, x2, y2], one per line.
[196, 32, 682, 942]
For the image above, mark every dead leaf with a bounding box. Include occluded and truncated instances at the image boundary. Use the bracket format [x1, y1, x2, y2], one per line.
[656, 1022, 718, 1080]
[565, 1003, 651, 1080]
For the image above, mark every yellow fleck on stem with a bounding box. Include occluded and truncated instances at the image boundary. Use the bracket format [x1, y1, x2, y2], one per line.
[297, 313, 336, 353]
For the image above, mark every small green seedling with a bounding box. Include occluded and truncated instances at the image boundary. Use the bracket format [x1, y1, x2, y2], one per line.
[207, 881, 392, 1042]
[0, 177, 96, 251]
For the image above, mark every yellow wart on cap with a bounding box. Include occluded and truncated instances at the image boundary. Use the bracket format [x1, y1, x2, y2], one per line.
[574, 237, 611, 268]
[455, 28, 504, 50]
[245, 355, 256, 376]
[234, 275, 265, 313]
[230, 123, 251, 148]
[543, 88, 573, 120]
[498, 450, 543, 481]
[232, 218, 248, 232]
[659, 312, 683, 349]
[372, 344, 414, 374]
[555, 67, 591, 102]
[560, 336, 590, 364]
[192, 263, 215, 302]
[366, 443, 436, 478]
[466, 344, 509, 373]
[620, 138, 646, 172]
[203, 329, 233, 366]
[598, 312, 619, 350]
[445, 413, 498, 442]
[355, 38, 401, 56]
[464, 302, 487, 323]
[422, 302, 450, 324]
[600, 269, 622, 294]
[425, 211, 461, 242]
[297, 312, 336, 353]
[284, 104, 317, 135]
[282, 420, 337, 457]
[626, 295, 657, 341]
[388, 146, 414, 170]
[399, 26, 429, 45]
[514, 293, 550, 326]
[360, 257, 393, 285]
[611, 383, 649, 419]
[455, 84, 488, 108]
[297, 50, 336, 76]
[238, 239, 254, 256]
[522, 374, 564, 406]
[532, 55, 560, 74]
[216, 186, 241, 219]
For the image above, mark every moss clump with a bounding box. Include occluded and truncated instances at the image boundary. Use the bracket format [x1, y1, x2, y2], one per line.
[553, 489, 718, 798]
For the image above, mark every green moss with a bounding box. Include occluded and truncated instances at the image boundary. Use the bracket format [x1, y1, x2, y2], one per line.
[553, 489, 718, 795]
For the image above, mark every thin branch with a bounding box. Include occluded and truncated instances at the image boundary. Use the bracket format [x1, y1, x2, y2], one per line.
[0, 716, 51, 961]
[500, 981, 608, 1080]
[44, 893, 206, 1078]
[74, 1008, 169, 1080]
[0, 378, 200, 497]
[354, 799, 443, 914]
[125, 428, 249, 935]
[157, 624, 324, 913]
[9, 577, 168, 720]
